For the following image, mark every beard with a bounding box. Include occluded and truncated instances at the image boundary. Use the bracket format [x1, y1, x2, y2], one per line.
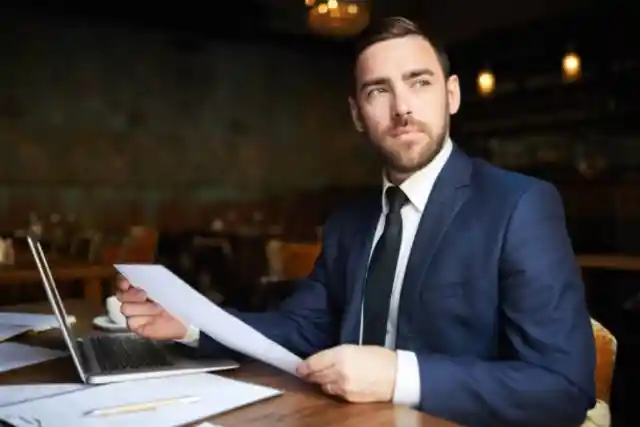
[369, 113, 449, 176]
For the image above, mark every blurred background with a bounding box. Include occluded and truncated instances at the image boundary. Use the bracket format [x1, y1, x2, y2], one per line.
[0, 0, 637, 424]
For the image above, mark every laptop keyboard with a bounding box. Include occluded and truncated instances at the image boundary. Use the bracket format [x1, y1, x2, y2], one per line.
[88, 335, 174, 372]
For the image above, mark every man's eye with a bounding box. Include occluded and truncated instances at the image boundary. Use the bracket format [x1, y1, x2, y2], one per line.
[368, 88, 387, 97]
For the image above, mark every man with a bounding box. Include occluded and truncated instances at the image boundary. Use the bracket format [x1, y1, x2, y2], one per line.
[117, 16, 596, 427]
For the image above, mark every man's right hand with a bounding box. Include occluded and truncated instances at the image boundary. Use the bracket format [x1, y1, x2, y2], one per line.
[115, 276, 188, 341]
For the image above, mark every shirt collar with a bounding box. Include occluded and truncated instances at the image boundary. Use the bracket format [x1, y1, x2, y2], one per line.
[381, 137, 453, 213]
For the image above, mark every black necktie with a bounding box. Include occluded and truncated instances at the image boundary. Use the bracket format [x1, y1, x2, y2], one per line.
[361, 186, 408, 346]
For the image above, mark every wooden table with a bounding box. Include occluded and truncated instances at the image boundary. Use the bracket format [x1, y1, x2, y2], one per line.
[0, 263, 116, 307]
[0, 300, 457, 427]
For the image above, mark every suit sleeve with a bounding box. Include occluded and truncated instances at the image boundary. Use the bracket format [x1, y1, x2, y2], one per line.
[197, 214, 342, 360]
[415, 181, 596, 427]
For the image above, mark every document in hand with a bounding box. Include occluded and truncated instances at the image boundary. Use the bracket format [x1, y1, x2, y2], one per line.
[0, 373, 282, 427]
[114, 264, 302, 375]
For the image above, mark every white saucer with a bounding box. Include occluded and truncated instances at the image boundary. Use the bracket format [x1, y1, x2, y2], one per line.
[92, 315, 128, 332]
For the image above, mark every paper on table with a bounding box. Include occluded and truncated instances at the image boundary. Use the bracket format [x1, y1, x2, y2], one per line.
[114, 264, 302, 375]
[0, 342, 67, 373]
[0, 324, 33, 342]
[0, 384, 87, 407]
[0, 312, 76, 332]
[0, 373, 282, 427]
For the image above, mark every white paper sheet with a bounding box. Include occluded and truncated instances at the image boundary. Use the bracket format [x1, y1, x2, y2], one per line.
[0, 373, 282, 427]
[0, 384, 87, 407]
[114, 264, 302, 375]
[0, 342, 67, 373]
[0, 312, 76, 332]
[0, 324, 33, 342]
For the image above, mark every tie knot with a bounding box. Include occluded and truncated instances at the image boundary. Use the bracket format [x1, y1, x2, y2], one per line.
[385, 186, 408, 214]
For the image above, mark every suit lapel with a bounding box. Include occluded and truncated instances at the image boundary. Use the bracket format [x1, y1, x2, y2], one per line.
[398, 146, 473, 320]
[341, 197, 380, 344]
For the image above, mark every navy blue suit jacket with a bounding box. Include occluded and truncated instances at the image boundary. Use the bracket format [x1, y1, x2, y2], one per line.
[199, 145, 596, 427]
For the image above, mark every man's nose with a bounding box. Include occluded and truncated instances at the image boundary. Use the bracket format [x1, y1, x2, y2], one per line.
[393, 107, 412, 126]
[391, 92, 412, 124]
[394, 110, 411, 126]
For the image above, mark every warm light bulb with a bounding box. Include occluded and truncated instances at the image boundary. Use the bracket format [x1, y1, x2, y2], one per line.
[562, 52, 581, 81]
[477, 70, 495, 95]
[307, 0, 370, 37]
[305, 0, 315, 6]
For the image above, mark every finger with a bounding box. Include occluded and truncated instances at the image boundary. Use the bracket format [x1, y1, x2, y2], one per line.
[298, 348, 338, 376]
[299, 360, 336, 380]
[322, 382, 343, 396]
[127, 315, 153, 333]
[116, 289, 146, 303]
[136, 320, 162, 338]
[115, 276, 131, 292]
[115, 290, 127, 303]
[306, 365, 340, 385]
[116, 287, 148, 303]
[121, 301, 162, 317]
[322, 383, 335, 395]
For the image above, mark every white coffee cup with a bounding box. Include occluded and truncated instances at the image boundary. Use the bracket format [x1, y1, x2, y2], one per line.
[105, 295, 127, 326]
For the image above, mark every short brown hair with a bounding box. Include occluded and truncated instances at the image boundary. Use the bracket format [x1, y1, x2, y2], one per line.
[352, 16, 450, 77]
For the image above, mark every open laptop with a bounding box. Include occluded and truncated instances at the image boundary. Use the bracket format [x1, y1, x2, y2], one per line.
[27, 234, 240, 384]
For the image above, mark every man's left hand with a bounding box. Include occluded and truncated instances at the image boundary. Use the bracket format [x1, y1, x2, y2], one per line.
[296, 344, 397, 403]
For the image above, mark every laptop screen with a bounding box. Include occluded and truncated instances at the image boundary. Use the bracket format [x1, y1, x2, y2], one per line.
[27, 235, 87, 381]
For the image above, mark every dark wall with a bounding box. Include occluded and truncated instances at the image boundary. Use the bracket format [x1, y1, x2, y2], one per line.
[0, 11, 381, 218]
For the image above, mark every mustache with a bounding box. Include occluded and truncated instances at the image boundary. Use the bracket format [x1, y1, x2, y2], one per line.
[387, 115, 429, 136]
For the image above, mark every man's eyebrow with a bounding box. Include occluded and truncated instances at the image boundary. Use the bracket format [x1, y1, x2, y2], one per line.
[359, 77, 389, 94]
[403, 68, 435, 79]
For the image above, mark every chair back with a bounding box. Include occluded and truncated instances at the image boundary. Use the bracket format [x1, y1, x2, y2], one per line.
[591, 318, 617, 404]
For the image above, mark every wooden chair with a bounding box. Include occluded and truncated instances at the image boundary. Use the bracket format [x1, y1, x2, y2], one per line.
[592, 318, 617, 404]
[264, 239, 284, 280]
[581, 318, 616, 427]
[100, 227, 158, 264]
[280, 242, 321, 280]
[120, 226, 158, 263]
[263, 240, 321, 281]
[257, 240, 321, 310]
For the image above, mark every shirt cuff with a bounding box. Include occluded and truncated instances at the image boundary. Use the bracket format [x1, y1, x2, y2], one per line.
[175, 324, 200, 348]
[392, 350, 421, 407]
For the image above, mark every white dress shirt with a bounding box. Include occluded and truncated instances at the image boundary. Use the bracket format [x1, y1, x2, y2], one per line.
[178, 138, 453, 408]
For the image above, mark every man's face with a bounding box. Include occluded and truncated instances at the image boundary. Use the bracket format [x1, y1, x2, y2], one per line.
[349, 35, 461, 181]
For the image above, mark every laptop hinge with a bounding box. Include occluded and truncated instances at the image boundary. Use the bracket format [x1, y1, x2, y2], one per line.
[77, 338, 101, 374]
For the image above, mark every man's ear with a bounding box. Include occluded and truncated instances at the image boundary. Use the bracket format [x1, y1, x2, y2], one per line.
[348, 96, 364, 132]
[446, 74, 461, 115]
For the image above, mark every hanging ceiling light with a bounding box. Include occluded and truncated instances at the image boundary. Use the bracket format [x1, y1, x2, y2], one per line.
[477, 69, 495, 96]
[306, 0, 370, 37]
[562, 51, 581, 82]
